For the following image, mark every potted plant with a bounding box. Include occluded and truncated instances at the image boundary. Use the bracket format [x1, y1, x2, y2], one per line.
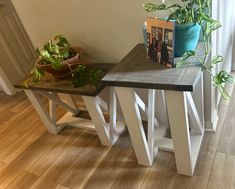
[143, 0, 233, 99]
[32, 35, 83, 82]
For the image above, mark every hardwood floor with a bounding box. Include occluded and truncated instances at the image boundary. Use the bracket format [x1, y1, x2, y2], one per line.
[0, 86, 235, 189]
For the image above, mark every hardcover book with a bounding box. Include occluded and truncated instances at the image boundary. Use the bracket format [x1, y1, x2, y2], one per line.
[146, 17, 175, 68]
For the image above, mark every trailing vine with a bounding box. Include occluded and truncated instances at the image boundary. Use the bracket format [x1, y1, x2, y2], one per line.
[144, 0, 234, 99]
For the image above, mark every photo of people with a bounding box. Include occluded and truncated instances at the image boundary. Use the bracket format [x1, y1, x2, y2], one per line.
[164, 29, 173, 47]
[146, 17, 175, 68]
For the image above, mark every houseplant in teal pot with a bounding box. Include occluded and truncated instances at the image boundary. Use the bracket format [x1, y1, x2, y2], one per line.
[144, 0, 202, 57]
[143, 0, 234, 99]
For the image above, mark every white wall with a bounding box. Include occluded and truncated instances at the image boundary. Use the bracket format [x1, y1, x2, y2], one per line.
[11, 0, 169, 63]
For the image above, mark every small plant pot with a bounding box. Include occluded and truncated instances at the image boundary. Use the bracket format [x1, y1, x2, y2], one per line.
[36, 47, 83, 79]
[175, 23, 201, 57]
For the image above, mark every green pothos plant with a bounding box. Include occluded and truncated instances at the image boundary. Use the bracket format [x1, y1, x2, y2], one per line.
[144, 0, 234, 99]
[32, 35, 77, 82]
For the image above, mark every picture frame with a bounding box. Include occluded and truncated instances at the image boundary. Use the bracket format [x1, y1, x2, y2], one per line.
[146, 17, 175, 68]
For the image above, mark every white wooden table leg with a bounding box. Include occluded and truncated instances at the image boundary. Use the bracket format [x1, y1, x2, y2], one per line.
[115, 87, 152, 166]
[24, 90, 61, 134]
[155, 90, 169, 127]
[148, 89, 155, 159]
[82, 96, 112, 146]
[109, 87, 116, 144]
[165, 90, 193, 176]
[198, 72, 205, 128]
[49, 100, 56, 121]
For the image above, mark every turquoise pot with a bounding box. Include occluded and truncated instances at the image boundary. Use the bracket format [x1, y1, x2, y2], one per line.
[175, 23, 201, 57]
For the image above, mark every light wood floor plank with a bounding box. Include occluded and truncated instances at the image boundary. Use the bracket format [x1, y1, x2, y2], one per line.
[31, 131, 108, 188]
[82, 130, 141, 189]
[56, 185, 71, 189]
[25, 127, 83, 176]
[110, 152, 149, 189]
[217, 94, 235, 156]
[0, 112, 43, 157]
[58, 133, 110, 189]
[0, 124, 46, 163]
[207, 153, 235, 189]
[0, 127, 80, 188]
[5, 171, 38, 189]
[0, 160, 6, 172]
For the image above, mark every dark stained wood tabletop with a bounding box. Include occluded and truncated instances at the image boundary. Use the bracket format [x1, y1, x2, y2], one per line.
[102, 44, 202, 91]
[14, 63, 115, 97]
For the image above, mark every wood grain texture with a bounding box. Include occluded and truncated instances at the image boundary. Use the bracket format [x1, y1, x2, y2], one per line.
[0, 82, 235, 189]
[82, 129, 140, 189]
[207, 153, 235, 189]
[14, 63, 115, 97]
[5, 171, 38, 189]
[31, 131, 109, 189]
[102, 44, 202, 91]
[56, 185, 71, 189]
[25, 128, 84, 176]
[0, 160, 6, 171]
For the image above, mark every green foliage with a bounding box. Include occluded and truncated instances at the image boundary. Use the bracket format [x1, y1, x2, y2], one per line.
[143, 0, 234, 99]
[211, 55, 223, 65]
[31, 35, 76, 83]
[72, 65, 103, 88]
[89, 69, 103, 85]
[31, 68, 44, 83]
[72, 65, 87, 87]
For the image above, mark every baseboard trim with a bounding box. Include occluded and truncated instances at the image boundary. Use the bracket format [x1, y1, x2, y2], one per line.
[205, 113, 219, 132]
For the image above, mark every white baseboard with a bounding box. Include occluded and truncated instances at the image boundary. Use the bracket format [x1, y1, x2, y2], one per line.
[205, 113, 218, 132]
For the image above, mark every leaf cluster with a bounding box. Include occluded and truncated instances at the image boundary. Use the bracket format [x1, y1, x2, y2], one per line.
[31, 35, 77, 83]
[72, 65, 103, 87]
[36, 35, 76, 69]
[144, 0, 211, 25]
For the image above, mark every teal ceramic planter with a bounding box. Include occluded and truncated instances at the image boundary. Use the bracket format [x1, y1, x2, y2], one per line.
[175, 23, 201, 57]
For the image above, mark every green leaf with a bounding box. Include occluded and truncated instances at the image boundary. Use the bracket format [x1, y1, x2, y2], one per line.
[32, 68, 44, 82]
[176, 59, 186, 68]
[198, 13, 213, 23]
[89, 69, 102, 85]
[143, 3, 158, 12]
[61, 49, 70, 59]
[210, 20, 222, 31]
[211, 55, 223, 65]
[156, 3, 167, 10]
[167, 3, 182, 9]
[55, 35, 69, 47]
[40, 50, 50, 59]
[72, 65, 88, 87]
[176, 50, 195, 67]
[50, 58, 61, 70]
[214, 71, 234, 85]
[215, 84, 231, 100]
[167, 13, 177, 22]
[35, 48, 41, 57]
[182, 50, 195, 59]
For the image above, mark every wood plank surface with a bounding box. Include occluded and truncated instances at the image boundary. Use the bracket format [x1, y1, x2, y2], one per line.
[0, 160, 6, 172]
[14, 63, 115, 97]
[102, 44, 202, 91]
[207, 153, 235, 189]
[5, 171, 38, 189]
[30, 131, 109, 188]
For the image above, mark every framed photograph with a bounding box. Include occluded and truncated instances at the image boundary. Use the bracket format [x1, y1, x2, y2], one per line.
[146, 17, 175, 68]
[164, 29, 173, 47]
